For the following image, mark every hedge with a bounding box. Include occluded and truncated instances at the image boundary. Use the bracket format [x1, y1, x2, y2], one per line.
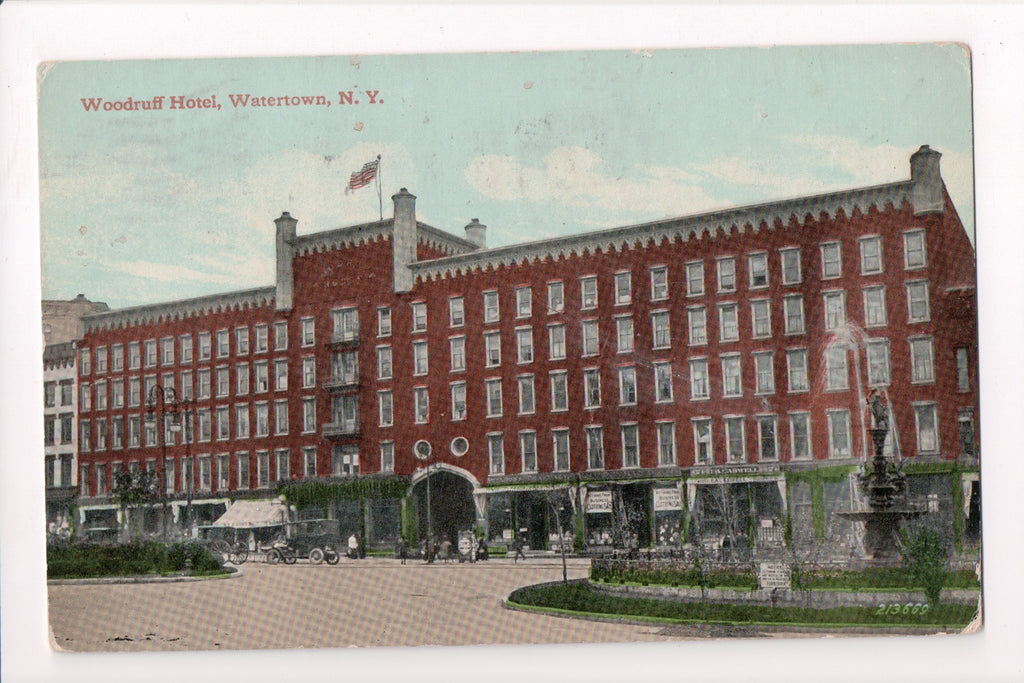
[47, 541, 224, 579]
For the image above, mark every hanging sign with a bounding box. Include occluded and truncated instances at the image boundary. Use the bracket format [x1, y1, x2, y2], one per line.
[758, 562, 791, 590]
[653, 488, 682, 511]
[586, 490, 613, 514]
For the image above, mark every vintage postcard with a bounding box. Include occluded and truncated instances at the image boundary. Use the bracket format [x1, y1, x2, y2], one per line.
[36, 42, 981, 665]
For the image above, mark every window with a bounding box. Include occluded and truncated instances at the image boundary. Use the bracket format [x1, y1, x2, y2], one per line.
[331, 395, 358, 433]
[215, 366, 229, 397]
[821, 242, 842, 278]
[145, 339, 158, 367]
[110, 344, 123, 372]
[654, 362, 673, 402]
[615, 316, 634, 353]
[751, 299, 771, 338]
[516, 328, 534, 364]
[127, 342, 140, 370]
[779, 295, 804, 336]
[485, 379, 502, 417]
[198, 332, 212, 360]
[275, 450, 290, 483]
[620, 424, 639, 468]
[517, 375, 535, 415]
[552, 429, 570, 471]
[685, 261, 704, 296]
[748, 252, 768, 288]
[414, 387, 429, 423]
[217, 329, 230, 357]
[581, 320, 599, 356]
[550, 371, 568, 412]
[488, 434, 504, 475]
[786, 349, 809, 392]
[302, 448, 316, 479]
[580, 276, 598, 309]
[866, 340, 891, 386]
[448, 297, 464, 327]
[96, 346, 108, 373]
[484, 332, 501, 367]
[235, 404, 250, 439]
[721, 355, 742, 397]
[860, 236, 883, 275]
[450, 382, 467, 421]
[717, 257, 736, 293]
[913, 403, 939, 454]
[827, 410, 851, 458]
[44, 415, 55, 447]
[520, 432, 538, 473]
[257, 451, 270, 488]
[235, 327, 249, 355]
[823, 291, 846, 331]
[618, 367, 637, 405]
[689, 358, 709, 400]
[236, 453, 250, 489]
[109, 380, 123, 408]
[958, 410, 976, 457]
[60, 413, 73, 444]
[80, 420, 91, 451]
[614, 271, 632, 305]
[863, 286, 887, 327]
[197, 409, 211, 442]
[585, 426, 604, 470]
[377, 307, 392, 337]
[216, 406, 230, 440]
[376, 346, 392, 380]
[254, 403, 269, 437]
[903, 230, 927, 269]
[956, 347, 971, 392]
[583, 369, 601, 409]
[302, 397, 316, 433]
[378, 391, 393, 427]
[483, 291, 499, 323]
[780, 248, 801, 285]
[95, 380, 107, 410]
[547, 281, 564, 313]
[516, 286, 532, 317]
[656, 422, 676, 466]
[380, 442, 395, 473]
[825, 344, 849, 390]
[906, 281, 930, 323]
[301, 357, 315, 388]
[754, 352, 774, 394]
[724, 416, 745, 463]
[688, 306, 707, 345]
[757, 416, 778, 461]
[718, 303, 739, 342]
[910, 337, 935, 383]
[548, 324, 566, 360]
[448, 337, 464, 374]
[693, 418, 712, 465]
[95, 464, 107, 495]
[333, 445, 359, 476]
[127, 416, 140, 447]
[789, 413, 811, 460]
[235, 363, 249, 396]
[413, 340, 429, 375]
[300, 318, 315, 346]
[650, 267, 668, 301]
[79, 382, 91, 411]
[651, 311, 671, 349]
[274, 359, 288, 391]
[333, 308, 359, 341]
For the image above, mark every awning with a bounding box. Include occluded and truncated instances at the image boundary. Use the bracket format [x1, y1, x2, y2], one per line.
[212, 500, 287, 528]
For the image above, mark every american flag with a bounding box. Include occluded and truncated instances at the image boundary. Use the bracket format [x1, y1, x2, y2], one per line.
[346, 158, 379, 192]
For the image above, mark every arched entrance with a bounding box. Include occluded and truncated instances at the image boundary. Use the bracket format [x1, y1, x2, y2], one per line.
[411, 469, 476, 546]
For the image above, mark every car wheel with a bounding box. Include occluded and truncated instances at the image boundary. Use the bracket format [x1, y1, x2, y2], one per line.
[266, 548, 282, 564]
[309, 547, 325, 565]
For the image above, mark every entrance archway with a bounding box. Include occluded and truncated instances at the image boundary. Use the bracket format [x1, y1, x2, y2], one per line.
[411, 469, 476, 546]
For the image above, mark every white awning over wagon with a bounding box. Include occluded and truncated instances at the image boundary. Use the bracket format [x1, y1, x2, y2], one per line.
[213, 500, 288, 528]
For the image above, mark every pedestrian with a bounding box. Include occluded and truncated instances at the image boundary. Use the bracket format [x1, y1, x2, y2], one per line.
[440, 536, 452, 564]
[512, 533, 526, 563]
[396, 540, 407, 565]
[426, 536, 435, 564]
[347, 533, 359, 559]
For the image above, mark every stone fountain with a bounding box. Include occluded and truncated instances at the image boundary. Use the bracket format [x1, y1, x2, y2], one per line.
[838, 390, 922, 562]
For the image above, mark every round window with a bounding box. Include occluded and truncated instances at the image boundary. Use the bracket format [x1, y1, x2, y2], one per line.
[413, 439, 432, 460]
[450, 436, 469, 457]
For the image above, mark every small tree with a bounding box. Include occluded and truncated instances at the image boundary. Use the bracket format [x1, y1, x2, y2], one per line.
[112, 469, 158, 541]
[901, 525, 951, 607]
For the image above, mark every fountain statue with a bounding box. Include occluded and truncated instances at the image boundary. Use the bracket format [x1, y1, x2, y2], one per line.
[838, 389, 922, 562]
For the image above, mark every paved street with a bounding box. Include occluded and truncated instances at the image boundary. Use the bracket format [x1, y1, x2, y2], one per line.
[49, 557, 681, 652]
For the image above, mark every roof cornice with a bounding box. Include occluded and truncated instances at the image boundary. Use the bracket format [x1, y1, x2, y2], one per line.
[293, 220, 477, 257]
[83, 287, 276, 332]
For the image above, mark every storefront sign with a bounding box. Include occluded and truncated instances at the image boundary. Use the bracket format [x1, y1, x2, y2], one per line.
[586, 490, 613, 514]
[652, 488, 682, 511]
[691, 464, 781, 478]
[758, 562, 791, 590]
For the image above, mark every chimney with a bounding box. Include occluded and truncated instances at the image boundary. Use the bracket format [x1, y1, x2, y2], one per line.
[464, 218, 487, 249]
[275, 212, 297, 311]
[909, 145, 944, 216]
[391, 188, 417, 293]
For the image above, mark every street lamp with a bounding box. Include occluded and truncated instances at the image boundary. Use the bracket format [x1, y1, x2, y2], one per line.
[145, 385, 180, 540]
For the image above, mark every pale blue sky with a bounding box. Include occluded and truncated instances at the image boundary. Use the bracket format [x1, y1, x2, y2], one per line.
[38, 45, 973, 309]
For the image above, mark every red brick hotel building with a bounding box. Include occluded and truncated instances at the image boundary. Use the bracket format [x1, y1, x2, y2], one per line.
[71, 146, 979, 557]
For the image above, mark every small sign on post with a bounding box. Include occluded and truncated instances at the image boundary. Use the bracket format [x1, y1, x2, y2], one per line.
[758, 562, 791, 591]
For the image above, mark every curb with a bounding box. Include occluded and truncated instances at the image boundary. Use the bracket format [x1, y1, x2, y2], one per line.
[47, 565, 240, 586]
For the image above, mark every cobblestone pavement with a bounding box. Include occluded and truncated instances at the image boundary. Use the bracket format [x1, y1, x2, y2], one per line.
[49, 557, 684, 652]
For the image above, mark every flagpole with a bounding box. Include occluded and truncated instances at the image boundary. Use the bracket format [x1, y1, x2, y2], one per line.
[376, 154, 383, 222]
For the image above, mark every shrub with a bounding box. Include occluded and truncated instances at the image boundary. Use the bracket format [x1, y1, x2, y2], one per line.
[47, 542, 224, 579]
[901, 527, 951, 607]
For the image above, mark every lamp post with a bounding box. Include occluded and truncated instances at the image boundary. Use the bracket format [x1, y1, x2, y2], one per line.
[146, 385, 180, 540]
[177, 400, 195, 538]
